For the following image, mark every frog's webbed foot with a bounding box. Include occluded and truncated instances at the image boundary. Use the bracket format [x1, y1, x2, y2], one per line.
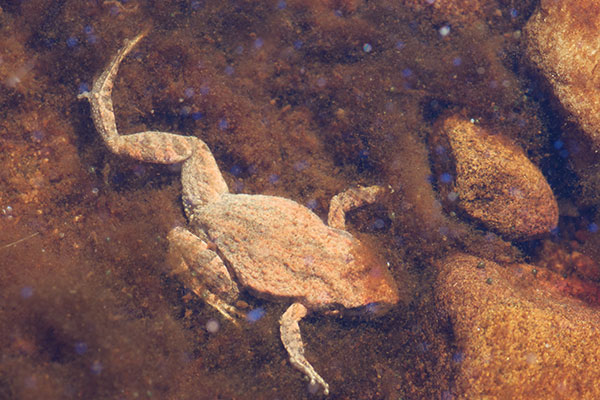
[202, 291, 245, 324]
[327, 185, 387, 230]
[280, 303, 330, 395]
[167, 226, 244, 324]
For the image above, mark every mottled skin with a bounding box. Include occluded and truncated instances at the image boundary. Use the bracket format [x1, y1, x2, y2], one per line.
[78, 31, 399, 395]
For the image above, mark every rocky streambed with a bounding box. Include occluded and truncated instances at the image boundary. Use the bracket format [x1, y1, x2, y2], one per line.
[2, 1, 600, 398]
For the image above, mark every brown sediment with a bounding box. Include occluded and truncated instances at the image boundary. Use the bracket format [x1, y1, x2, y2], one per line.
[0, 0, 590, 398]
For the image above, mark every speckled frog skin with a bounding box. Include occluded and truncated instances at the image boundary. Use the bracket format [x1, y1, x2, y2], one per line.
[78, 31, 399, 395]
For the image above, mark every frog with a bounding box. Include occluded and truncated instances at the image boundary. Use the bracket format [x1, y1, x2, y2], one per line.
[78, 31, 400, 395]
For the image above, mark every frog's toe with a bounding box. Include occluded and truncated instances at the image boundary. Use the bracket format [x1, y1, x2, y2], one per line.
[309, 376, 330, 395]
[203, 291, 245, 324]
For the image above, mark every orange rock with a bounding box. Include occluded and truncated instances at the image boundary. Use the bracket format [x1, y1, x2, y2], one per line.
[525, 2, 600, 149]
[432, 116, 558, 240]
[436, 253, 600, 398]
[536, 240, 600, 287]
[572, 251, 600, 282]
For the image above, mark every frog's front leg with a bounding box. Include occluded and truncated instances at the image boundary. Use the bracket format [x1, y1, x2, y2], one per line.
[327, 185, 386, 230]
[167, 226, 243, 323]
[280, 302, 330, 395]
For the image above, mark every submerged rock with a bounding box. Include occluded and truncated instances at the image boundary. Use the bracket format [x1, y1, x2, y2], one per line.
[436, 253, 600, 399]
[525, 2, 600, 149]
[431, 116, 558, 240]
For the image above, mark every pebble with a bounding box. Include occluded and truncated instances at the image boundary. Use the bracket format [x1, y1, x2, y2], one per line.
[431, 116, 558, 240]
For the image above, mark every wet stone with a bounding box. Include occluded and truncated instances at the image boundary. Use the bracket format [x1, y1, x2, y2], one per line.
[436, 253, 600, 399]
[526, 2, 600, 149]
[431, 116, 558, 240]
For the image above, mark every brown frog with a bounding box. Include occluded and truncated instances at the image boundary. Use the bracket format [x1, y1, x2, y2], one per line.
[78, 31, 400, 395]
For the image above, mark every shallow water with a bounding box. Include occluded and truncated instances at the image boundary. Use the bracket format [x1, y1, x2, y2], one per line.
[1, 1, 596, 399]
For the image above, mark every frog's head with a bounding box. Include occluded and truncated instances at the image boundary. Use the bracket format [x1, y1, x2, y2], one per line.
[340, 241, 400, 317]
[356, 273, 400, 318]
[336, 289, 398, 319]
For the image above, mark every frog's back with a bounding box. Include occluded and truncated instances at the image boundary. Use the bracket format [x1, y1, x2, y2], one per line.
[193, 194, 391, 308]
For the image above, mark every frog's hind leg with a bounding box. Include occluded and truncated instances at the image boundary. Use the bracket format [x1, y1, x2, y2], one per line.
[78, 31, 229, 213]
[78, 30, 150, 154]
[78, 32, 198, 167]
[280, 303, 330, 395]
[167, 226, 243, 323]
[327, 185, 386, 230]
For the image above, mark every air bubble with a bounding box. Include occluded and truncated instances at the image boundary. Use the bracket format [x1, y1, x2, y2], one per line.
[91, 361, 103, 375]
[21, 286, 33, 299]
[75, 342, 88, 355]
[246, 307, 265, 323]
[66, 37, 78, 48]
[372, 219, 385, 229]
[218, 118, 229, 130]
[206, 319, 220, 333]
[440, 172, 452, 184]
